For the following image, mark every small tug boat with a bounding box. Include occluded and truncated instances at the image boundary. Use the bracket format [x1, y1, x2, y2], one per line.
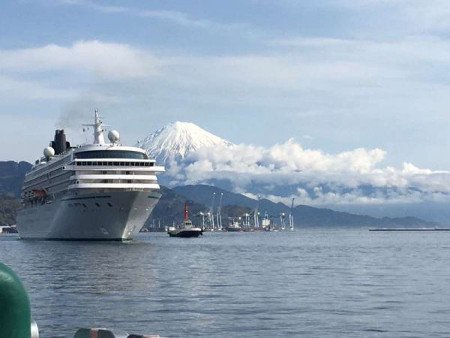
[225, 221, 242, 232]
[168, 202, 203, 238]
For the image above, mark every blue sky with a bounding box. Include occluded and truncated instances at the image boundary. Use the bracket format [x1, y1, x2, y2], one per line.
[2, 0, 450, 171]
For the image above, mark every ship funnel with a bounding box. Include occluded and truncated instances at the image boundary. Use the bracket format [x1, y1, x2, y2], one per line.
[51, 130, 71, 155]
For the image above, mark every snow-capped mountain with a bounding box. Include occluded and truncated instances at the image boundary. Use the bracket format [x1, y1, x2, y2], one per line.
[137, 121, 233, 163]
[135, 120, 450, 224]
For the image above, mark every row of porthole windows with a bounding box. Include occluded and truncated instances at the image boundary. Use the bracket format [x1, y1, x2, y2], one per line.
[67, 202, 113, 208]
[75, 161, 153, 167]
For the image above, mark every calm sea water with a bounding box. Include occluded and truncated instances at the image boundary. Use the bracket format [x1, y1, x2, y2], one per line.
[1, 229, 450, 337]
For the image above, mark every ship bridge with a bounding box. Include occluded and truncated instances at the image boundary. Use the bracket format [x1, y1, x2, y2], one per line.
[65, 147, 164, 191]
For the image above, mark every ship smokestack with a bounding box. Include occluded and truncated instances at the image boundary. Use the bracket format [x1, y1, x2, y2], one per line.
[51, 130, 71, 155]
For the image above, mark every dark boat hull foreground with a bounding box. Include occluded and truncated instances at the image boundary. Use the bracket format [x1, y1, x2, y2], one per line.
[168, 228, 203, 238]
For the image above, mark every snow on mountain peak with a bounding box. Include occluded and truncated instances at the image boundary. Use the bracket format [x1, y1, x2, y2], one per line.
[138, 121, 233, 162]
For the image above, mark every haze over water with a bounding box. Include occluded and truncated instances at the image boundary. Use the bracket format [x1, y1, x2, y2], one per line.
[1, 229, 450, 337]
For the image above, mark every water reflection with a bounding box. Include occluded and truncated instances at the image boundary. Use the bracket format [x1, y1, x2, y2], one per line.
[1, 230, 450, 337]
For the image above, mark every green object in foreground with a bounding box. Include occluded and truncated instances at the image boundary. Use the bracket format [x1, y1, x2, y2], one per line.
[0, 262, 31, 338]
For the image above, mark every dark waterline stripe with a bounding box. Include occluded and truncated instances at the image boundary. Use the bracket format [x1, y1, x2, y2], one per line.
[19, 238, 127, 242]
[62, 195, 112, 201]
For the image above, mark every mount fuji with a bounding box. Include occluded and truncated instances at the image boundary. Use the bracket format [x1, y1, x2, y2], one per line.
[137, 121, 233, 163]
[136, 121, 450, 224]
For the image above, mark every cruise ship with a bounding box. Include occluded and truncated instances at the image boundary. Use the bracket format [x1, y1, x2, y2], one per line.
[16, 111, 164, 240]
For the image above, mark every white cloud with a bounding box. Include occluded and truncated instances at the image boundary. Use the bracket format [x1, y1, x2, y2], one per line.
[269, 35, 450, 69]
[137, 10, 210, 28]
[2, 36, 450, 170]
[0, 40, 160, 80]
[2, 36, 449, 104]
[161, 139, 450, 207]
[48, 0, 241, 30]
[0, 40, 164, 104]
[321, 0, 450, 35]
[0, 75, 76, 100]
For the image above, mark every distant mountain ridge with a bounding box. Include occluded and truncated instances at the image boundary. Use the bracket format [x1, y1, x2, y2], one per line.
[173, 184, 437, 228]
[0, 160, 32, 225]
[0, 196, 21, 226]
[0, 161, 32, 197]
[134, 121, 450, 223]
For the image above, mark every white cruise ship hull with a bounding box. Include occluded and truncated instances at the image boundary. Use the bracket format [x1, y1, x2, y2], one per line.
[17, 191, 161, 240]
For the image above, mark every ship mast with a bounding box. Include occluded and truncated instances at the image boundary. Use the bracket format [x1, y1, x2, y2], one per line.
[83, 110, 106, 144]
[184, 201, 189, 221]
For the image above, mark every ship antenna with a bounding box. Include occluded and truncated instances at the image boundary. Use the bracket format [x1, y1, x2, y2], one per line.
[82, 109, 109, 144]
[93, 109, 105, 144]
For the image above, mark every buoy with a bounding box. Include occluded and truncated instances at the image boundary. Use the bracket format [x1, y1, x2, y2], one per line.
[0, 262, 36, 338]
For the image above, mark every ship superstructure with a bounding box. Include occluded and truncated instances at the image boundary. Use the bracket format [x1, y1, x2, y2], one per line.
[17, 111, 164, 240]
